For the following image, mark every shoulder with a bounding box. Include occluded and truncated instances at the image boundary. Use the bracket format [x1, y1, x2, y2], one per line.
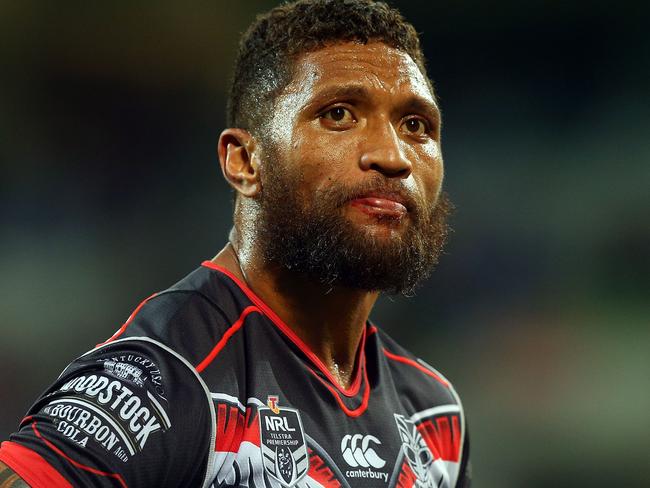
[370, 326, 471, 484]
[8, 336, 215, 487]
[370, 325, 463, 408]
[99, 264, 254, 367]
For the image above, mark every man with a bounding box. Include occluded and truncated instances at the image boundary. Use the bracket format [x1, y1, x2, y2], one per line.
[0, 0, 471, 486]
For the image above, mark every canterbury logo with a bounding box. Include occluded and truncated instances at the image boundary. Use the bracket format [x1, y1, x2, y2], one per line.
[341, 434, 386, 469]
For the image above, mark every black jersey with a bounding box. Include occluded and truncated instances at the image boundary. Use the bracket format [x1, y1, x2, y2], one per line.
[1, 262, 471, 487]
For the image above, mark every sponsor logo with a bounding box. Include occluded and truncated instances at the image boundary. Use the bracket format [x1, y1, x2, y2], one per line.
[394, 414, 437, 488]
[56, 375, 171, 452]
[267, 395, 280, 414]
[258, 399, 309, 487]
[103, 361, 145, 387]
[44, 399, 134, 462]
[341, 434, 388, 482]
[99, 354, 165, 398]
[341, 434, 386, 469]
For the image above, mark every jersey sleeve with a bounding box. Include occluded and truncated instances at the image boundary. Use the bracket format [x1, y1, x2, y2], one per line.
[1, 338, 214, 488]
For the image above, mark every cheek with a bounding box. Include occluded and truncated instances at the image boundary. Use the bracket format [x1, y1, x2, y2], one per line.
[410, 142, 444, 200]
[417, 140, 443, 171]
[291, 126, 358, 185]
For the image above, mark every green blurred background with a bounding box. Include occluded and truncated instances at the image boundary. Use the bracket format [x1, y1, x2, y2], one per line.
[1, 1, 648, 486]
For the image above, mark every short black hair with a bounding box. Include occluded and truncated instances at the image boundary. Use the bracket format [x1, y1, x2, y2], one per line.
[227, 0, 432, 138]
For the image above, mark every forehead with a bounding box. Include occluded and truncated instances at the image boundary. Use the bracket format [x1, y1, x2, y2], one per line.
[284, 41, 435, 104]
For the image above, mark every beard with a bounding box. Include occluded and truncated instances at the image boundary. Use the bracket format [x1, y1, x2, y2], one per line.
[255, 156, 453, 296]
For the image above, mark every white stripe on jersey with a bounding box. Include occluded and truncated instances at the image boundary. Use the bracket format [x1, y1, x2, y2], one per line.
[410, 404, 460, 422]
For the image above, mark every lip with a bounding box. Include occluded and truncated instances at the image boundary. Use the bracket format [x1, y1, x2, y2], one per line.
[348, 192, 408, 219]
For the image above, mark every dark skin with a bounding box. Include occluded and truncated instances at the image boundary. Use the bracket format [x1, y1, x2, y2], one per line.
[0, 42, 443, 484]
[0, 462, 29, 487]
[214, 42, 443, 388]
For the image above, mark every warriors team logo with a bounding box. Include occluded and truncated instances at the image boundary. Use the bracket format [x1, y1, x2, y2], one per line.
[259, 397, 309, 487]
[394, 414, 436, 488]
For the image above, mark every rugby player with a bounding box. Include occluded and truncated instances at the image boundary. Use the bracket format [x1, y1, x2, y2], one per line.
[0, 0, 471, 486]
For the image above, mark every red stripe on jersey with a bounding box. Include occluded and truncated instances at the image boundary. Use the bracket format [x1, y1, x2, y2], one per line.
[96, 293, 158, 347]
[201, 261, 367, 397]
[195, 305, 260, 373]
[19, 415, 34, 426]
[30, 422, 128, 488]
[307, 449, 342, 487]
[309, 360, 370, 417]
[382, 349, 449, 387]
[396, 460, 417, 488]
[417, 415, 461, 462]
[0, 441, 72, 488]
[241, 411, 260, 447]
[213, 406, 261, 453]
[215, 404, 246, 452]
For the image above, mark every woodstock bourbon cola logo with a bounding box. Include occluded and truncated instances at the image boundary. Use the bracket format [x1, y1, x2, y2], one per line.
[259, 396, 309, 487]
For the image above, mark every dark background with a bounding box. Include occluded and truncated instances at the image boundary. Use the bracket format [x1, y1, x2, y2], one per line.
[1, 1, 648, 486]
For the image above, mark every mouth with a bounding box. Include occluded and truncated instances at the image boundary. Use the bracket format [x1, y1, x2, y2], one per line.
[348, 192, 409, 220]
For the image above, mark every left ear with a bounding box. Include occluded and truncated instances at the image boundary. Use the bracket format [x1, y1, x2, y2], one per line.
[217, 128, 262, 198]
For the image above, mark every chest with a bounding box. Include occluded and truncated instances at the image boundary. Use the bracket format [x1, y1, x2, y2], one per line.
[204, 354, 461, 488]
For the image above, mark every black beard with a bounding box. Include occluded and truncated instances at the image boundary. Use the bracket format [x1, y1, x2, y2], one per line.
[256, 162, 452, 296]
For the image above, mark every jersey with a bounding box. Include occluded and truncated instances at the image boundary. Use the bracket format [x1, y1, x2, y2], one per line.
[1, 261, 471, 487]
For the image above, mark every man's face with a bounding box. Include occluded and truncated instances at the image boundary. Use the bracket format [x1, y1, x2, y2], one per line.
[255, 41, 451, 294]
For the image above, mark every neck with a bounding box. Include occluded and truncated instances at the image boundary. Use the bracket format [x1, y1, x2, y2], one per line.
[210, 240, 378, 389]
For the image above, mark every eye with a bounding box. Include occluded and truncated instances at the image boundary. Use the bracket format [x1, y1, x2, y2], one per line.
[320, 106, 355, 126]
[400, 116, 429, 137]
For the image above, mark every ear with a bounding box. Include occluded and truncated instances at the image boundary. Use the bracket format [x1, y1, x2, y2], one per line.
[217, 128, 262, 198]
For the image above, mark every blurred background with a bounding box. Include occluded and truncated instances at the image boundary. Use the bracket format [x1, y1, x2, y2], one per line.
[1, 1, 648, 486]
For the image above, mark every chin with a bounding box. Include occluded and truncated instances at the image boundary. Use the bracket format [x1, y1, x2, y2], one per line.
[349, 217, 409, 241]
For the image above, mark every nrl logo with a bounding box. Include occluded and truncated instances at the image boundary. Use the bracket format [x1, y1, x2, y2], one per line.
[258, 397, 309, 487]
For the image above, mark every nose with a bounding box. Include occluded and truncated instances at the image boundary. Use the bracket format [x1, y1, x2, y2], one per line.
[359, 119, 412, 179]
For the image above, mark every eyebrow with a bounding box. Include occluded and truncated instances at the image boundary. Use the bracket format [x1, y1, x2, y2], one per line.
[302, 85, 371, 109]
[399, 96, 442, 126]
